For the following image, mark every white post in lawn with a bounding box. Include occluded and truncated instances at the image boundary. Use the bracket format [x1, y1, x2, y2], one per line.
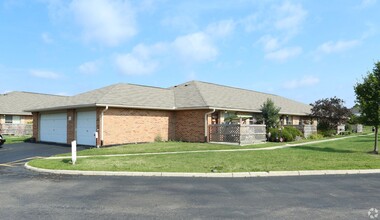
[71, 140, 77, 165]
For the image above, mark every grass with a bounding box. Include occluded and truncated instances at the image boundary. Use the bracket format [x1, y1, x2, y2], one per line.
[55, 141, 287, 157]
[2, 135, 32, 144]
[28, 134, 380, 173]
[50, 129, 372, 156]
[53, 129, 372, 157]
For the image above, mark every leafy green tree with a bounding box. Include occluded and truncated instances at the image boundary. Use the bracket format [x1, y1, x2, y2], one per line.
[310, 97, 351, 131]
[260, 98, 281, 131]
[354, 61, 380, 154]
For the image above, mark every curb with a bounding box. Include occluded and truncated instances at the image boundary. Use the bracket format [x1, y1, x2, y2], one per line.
[24, 163, 380, 178]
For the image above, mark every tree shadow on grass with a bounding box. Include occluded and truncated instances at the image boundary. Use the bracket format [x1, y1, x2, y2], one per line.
[293, 146, 356, 153]
[350, 139, 374, 143]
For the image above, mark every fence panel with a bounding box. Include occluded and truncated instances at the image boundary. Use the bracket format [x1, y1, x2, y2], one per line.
[209, 124, 267, 145]
[209, 124, 240, 143]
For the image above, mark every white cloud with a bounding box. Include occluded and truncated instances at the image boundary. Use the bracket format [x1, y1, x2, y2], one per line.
[78, 60, 101, 74]
[283, 76, 320, 89]
[317, 40, 360, 54]
[115, 54, 157, 75]
[206, 19, 235, 37]
[41, 32, 53, 44]
[359, 0, 377, 8]
[172, 32, 218, 62]
[132, 43, 168, 59]
[30, 69, 61, 79]
[265, 47, 302, 62]
[274, 1, 307, 34]
[70, 0, 136, 46]
[257, 35, 280, 52]
[114, 43, 164, 75]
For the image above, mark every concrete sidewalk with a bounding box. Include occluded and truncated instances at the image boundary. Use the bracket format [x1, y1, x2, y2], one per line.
[46, 133, 373, 160]
[25, 163, 380, 178]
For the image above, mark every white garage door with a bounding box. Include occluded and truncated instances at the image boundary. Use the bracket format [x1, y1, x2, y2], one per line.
[40, 113, 67, 143]
[76, 111, 97, 146]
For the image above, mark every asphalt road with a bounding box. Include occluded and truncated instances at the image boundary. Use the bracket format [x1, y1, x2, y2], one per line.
[0, 143, 379, 219]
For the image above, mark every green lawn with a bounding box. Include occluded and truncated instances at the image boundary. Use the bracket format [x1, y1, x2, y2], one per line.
[29, 134, 380, 173]
[2, 135, 32, 144]
[55, 141, 284, 157]
[53, 130, 371, 157]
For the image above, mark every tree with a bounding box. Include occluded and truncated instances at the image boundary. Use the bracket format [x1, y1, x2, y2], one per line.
[310, 97, 351, 131]
[260, 98, 281, 131]
[354, 61, 380, 154]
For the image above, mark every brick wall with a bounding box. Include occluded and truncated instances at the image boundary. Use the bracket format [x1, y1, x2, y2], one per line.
[174, 110, 210, 142]
[96, 108, 103, 146]
[32, 112, 39, 141]
[103, 108, 175, 145]
[67, 109, 75, 144]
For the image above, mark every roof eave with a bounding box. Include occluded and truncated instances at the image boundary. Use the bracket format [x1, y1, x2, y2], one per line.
[0, 112, 32, 116]
[95, 104, 176, 111]
[26, 104, 97, 112]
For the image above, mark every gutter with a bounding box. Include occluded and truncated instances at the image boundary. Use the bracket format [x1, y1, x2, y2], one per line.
[100, 105, 109, 147]
[204, 108, 216, 142]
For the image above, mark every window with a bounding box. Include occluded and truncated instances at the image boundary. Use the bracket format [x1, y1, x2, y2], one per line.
[13, 116, 21, 124]
[5, 115, 12, 124]
[4, 115, 21, 124]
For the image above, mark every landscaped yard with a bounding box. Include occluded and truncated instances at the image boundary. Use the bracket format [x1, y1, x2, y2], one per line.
[28, 134, 380, 173]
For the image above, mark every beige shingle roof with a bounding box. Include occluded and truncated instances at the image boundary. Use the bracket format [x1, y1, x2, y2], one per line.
[0, 91, 67, 115]
[26, 83, 175, 111]
[172, 81, 311, 115]
[24, 81, 311, 115]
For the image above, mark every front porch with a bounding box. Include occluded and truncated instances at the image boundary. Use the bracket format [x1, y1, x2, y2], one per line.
[207, 110, 317, 145]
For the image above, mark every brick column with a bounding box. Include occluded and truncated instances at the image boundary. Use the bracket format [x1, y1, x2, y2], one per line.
[32, 112, 39, 141]
[67, 109, 75, 144]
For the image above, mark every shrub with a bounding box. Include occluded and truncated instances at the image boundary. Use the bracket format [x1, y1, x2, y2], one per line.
[319, 129, 336, 137]
[281, 129, 294, 142]
[345, 124, 352, 132]
[283, 126, 303, 139]
[267, 128, 295, 142]
[268, 128, 280, 142]
[309, 133, 323, 140]
[317, 121, 330, 131]
[154, 134, 163, 142]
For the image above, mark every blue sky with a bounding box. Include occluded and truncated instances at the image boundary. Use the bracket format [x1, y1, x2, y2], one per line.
[1, 0, 379, 107]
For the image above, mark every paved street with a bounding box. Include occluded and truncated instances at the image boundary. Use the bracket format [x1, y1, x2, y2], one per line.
[0, 143, 379, 219]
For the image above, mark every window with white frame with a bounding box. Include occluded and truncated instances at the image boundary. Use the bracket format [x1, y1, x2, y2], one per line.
[4, 115, 21, 124]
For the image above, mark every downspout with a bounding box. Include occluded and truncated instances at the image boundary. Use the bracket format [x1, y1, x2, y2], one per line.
[100, 105, 109, 147]
[204, 109, 216, 142]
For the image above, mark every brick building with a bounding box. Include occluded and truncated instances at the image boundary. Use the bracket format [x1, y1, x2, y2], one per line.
[27, 81, 313, 146]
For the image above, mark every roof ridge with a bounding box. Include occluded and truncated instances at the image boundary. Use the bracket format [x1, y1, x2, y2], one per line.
[192, 80, 280, 97]
[96, 83, 126, 103]
[192, 81, 209, 107]
[127, 83, 171, 90]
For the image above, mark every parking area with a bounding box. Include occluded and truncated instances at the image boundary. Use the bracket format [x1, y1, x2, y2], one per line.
[0, 142, 87, 167]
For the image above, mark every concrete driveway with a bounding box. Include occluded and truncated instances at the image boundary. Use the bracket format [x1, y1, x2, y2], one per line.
[0, 142, 87, 165]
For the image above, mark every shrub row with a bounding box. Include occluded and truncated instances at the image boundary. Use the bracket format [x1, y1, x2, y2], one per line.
[268, 126, 303, 142]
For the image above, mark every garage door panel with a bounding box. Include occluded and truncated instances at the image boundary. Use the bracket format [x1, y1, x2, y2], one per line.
[76, 111, 96, 146]
[40, 113, 67, 143]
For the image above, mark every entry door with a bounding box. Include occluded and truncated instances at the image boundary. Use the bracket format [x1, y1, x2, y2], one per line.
[76, 111, 97, 146]
[40, 113, 67, 143]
